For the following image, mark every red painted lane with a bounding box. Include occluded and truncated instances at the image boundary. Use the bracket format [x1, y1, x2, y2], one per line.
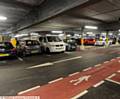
[109, 73, 120, 83]
[19, 59, 120, 99]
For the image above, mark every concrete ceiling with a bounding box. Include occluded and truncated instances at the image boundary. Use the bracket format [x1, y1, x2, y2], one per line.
[30, 0, 120, 32]
[1, 0, 120, 33]
[0, 0, 45, 32]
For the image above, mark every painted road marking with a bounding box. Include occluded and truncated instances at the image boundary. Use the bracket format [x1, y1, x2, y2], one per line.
[111, 59, 115, 61]
[118, 60, 120, 63]
[70, 75, 91, 86]
[117, 70, 120, 73]
[17, 57, 24, 61]
[28, 62, 53, 69]
[94, 64, 101, 67]
[0, 61, 7, 64]
[19, 58, 120, 99]
[18, 86, 40, 95]
[28, 56, 82, 69]
[106, 79, 120, 85]
[53, 56, 82, 64]
[104, 61, 109, 64]
[117, 57, 120, 59]
[71, 90, 88, 99]
[93, 81, 104, 87]
[69, 72, 79, 77]
[107, 73, 116, 79]
[83, 67, 92, 71]
[106, 73, 120, 85]
[48, 77, 63, 84]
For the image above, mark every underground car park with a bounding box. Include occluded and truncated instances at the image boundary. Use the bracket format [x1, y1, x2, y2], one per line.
[1, 0, 120, 99]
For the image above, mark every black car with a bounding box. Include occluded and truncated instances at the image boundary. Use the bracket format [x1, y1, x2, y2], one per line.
[65, 39, 77, 51]
[0, 42, 17, 58]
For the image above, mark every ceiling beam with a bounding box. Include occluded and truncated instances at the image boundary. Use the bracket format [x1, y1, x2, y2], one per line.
[0, 0, 32, 12]
[10, 0, 92, 32]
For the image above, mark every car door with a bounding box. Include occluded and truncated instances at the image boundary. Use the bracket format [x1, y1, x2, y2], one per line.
[39, 37, 47, 51]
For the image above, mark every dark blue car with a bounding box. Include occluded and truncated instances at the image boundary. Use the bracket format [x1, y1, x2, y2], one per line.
[0, 42, 17, 57]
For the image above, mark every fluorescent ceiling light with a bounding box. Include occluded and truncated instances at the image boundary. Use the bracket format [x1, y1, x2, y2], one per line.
[85, 26, 98, 30]
[51, 31, 63, 33]
[0, 16, 7, 21]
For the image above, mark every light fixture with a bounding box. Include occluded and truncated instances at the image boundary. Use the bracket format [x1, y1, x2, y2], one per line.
[0, 16, 7, 21]
[51, 31, 63, 33]
[85, 26, 98, 30]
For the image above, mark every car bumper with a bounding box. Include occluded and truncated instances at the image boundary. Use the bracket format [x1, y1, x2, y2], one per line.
[50, 47, 65, 52]
[0, 53, 10, 57]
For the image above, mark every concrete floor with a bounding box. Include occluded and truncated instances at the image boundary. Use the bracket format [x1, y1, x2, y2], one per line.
[0, 46, 120, 98]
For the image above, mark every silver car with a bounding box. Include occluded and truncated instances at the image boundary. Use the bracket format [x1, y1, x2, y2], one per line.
[19, 40, 41, 56]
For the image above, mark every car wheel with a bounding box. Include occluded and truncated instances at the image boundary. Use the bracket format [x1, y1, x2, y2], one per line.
[22, 50, 27, 57]
[41, 47, 45, 53]
[46, 48, 50, 54]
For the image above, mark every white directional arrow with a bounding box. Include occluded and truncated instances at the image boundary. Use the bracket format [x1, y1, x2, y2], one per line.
[70, 75, 91, 85]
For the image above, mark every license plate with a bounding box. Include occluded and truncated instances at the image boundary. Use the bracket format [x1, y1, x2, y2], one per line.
[31, 50, 39, 53]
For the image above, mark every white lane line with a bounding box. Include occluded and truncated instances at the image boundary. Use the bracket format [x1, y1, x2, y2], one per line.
[83, 67, 92, 71]
[0, 61, 6, 64]
[107, 73, 116, 79]
[28, 56, 82, 69]
[117, 57, 120, 59]
[17, 57, 24, 61]
[117, 70, 120, 73]
[118, 60, 120, 63]
[93, 81, 104, 88]
[94, 64, 101, 67]
[48, 77, 63, 84]
[106, 79, 120, 85]
[71, 90, 88, 99]
[69, 72, 79, 77]
[104, 61, 109, 64]
[28, 62, 53, 69]
[18, 86, 40, 95]
[110, 59, 115, 61]
[53, 56, 82, 64]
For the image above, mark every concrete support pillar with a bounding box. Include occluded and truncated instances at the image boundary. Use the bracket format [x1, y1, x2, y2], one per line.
[80, 27, 85, 50]
[106, 30, 109, 47]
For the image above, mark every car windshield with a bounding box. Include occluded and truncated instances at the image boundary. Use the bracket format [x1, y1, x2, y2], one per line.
[47, 36, 62, 42]
[0, 42, 14, 49]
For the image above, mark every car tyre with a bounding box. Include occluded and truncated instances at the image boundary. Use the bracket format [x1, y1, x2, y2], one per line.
[46, 48, 50, 54]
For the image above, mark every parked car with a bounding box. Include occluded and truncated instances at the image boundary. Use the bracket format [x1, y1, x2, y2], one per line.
[39, 35, 65, 53]
[65, 39, 77, 51]
[76, 37, 95, 45]
[118, 37, 120, 44]
[112, 37, 117, 44]
[19, 40, 41, 56]
[0, 42, 17, 57]
[95, 39, 112, 46]
[84, 38, 96, 45]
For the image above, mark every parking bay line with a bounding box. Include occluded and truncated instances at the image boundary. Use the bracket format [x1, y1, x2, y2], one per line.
[18, 86, 40, 95]
[71, 90, 88, 99]
[27, 56, 82, 69]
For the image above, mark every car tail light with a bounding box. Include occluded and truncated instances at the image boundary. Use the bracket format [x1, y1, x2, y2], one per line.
[11, 48, 16, 52]
[93, 39, 96, 42]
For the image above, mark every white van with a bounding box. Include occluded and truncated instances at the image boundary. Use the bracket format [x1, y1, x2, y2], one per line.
[39, 35, 65, 53]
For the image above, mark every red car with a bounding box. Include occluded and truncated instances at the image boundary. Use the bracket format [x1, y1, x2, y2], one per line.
[84, 38, 96, 45]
